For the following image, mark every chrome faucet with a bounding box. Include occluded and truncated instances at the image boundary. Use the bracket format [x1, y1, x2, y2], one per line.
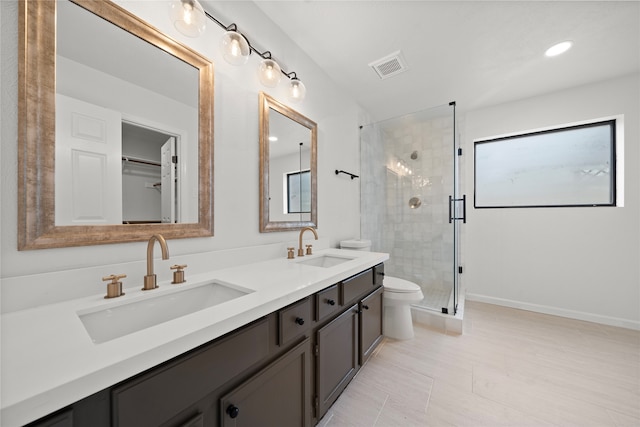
[143, 234, 170, 290]
[298, 227, 318, 257]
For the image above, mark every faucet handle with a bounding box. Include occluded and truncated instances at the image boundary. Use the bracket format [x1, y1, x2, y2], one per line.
[170, 264, 188, 284]
[305, 244, 313, 255]
[102, 274, 126, 299]
[287, 247, 295, 259]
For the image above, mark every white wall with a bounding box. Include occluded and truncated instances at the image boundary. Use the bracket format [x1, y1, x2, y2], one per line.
[463, 73, 640, 329]
[0, 1, 363, 312]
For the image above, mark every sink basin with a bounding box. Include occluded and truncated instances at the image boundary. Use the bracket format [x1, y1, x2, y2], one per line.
[78, 281, 253, 344]
[297, 255, 354, 268]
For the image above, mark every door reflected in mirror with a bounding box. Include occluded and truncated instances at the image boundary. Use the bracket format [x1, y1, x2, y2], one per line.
[259, 93, 317, 232]
[55, 0, 199, 225]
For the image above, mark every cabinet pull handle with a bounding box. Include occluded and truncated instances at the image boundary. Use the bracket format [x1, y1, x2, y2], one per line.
[377, 271, 385, 276]
[327, 299, 335, 306]
[295, 317, 305, 325]
[226, 404, 240, 419]
[362, 304, 369, 310]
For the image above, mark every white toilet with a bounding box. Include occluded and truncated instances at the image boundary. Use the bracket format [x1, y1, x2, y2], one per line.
[339, 239, 424, 340]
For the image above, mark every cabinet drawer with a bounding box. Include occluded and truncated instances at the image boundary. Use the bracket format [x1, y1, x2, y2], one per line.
[315, 285, 340, 322]
[279, 297, 312, 346]
[341, 269, 374, 304]
[112, 317, 270, 427]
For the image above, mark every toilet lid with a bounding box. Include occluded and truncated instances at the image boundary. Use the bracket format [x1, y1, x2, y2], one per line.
[340, 239, 371, 249]
[383, 276, 421, 293]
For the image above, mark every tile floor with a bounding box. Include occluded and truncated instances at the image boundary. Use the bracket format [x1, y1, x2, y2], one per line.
[318, 301, 640, 427]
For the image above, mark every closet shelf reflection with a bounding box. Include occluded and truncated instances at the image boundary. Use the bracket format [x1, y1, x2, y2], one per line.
[122, 156, 161, 167]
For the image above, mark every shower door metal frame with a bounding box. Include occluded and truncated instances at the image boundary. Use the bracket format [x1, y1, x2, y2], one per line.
[449, 101, 464, 315]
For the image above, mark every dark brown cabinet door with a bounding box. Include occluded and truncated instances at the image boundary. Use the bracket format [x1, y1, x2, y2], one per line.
[360, 286, 384, 365]
[316, 304, 359, 418]
[220, 338, 312, 427]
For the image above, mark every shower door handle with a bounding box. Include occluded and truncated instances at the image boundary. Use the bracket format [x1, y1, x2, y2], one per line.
[462, 194, 467, 223]
[449, 194, 466, 223]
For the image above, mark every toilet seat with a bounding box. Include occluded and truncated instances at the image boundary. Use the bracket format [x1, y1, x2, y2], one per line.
[384, 276, 421, 293]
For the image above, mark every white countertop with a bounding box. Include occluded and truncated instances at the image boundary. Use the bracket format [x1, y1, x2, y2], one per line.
[0, 248, 388, 427]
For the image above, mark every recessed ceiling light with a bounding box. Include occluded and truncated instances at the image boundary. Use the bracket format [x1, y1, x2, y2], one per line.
[545, 41, 573, 57]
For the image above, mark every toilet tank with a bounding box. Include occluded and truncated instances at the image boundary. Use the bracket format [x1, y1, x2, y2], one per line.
[340, 239, 372, 251]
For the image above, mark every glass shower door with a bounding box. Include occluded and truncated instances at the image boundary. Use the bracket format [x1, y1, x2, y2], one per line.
[360, 102, 462, 315]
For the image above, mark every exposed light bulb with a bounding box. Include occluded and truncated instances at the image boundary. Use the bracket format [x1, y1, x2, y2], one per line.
[169, 0, 206, 38]
[288, 78, 306, 102]
[258, 58, 282, 87]
[220, 30, 250, 65]
[230, 38, 241, 57]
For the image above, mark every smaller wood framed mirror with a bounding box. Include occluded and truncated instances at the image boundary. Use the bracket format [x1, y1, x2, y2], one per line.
[259, 93, 317, 232]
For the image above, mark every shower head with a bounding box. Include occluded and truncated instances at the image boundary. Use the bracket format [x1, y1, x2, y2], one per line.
[410, 151, 418, 160]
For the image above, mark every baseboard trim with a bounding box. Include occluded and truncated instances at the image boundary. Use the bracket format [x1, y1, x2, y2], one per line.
[465, 293, 640, 331]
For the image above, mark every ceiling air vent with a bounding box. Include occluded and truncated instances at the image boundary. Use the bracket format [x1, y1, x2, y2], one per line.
[369, 50, 408, 80]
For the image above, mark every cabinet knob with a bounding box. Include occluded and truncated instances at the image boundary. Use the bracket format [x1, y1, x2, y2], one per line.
[327, 299, 336, 306]
[362, 304, 369, 310]
[295, 317, 305, 326]
[226, 404, 240, 419]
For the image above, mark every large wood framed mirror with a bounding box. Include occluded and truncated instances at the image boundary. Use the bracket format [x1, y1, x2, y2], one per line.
[259, 93, 317, 232]
[18, 0, 214, 250]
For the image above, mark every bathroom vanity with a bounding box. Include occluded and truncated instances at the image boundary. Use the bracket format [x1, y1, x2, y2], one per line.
[2, 249, 388, 427]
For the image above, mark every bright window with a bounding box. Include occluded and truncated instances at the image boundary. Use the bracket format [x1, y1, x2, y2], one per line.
[286, 170, 311, 213]
[474, 120, 616, 208]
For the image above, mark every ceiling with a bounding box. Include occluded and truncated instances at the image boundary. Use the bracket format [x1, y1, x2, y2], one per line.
[252, 1, 640, 122]
[57, 0, 198, 108]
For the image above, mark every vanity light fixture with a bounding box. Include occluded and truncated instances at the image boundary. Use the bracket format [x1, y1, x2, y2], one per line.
[170, 0, 306, 100]
[220, 24, 251, 66]
[545, 40, 573, 57]
[169, 0, 206, 37]
[258, 53, 282, 87]
[287, 75, 307, 103]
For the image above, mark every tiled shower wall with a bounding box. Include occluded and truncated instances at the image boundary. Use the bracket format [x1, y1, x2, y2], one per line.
[361, 109, 460, 296]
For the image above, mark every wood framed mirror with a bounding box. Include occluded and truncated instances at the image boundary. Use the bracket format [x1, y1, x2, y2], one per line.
[18, 0, 214, 250]
[259, 92, 317, 232]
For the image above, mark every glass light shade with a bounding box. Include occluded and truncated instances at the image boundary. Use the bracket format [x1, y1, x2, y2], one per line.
[258, 59, 282, 87]
[220, 31, 251, 66]
[169, 0, 206, 38]
[288, 78, 306, 102]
